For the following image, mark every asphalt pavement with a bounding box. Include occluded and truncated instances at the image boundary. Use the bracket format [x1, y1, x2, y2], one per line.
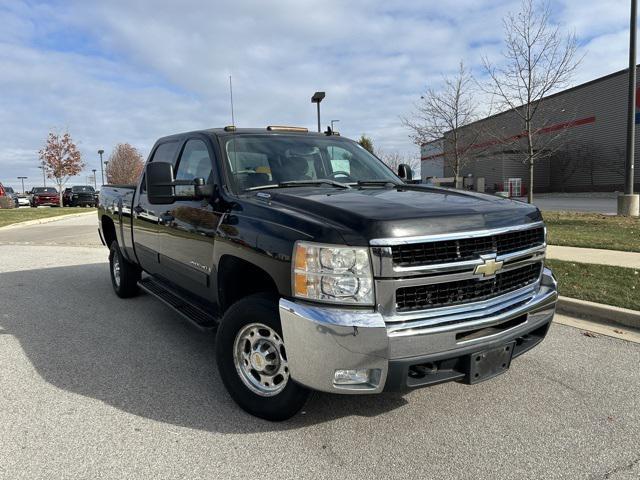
[0, 215, 639, 480]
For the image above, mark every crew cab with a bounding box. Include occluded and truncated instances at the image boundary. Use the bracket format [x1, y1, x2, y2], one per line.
[98, 127, 557, 421]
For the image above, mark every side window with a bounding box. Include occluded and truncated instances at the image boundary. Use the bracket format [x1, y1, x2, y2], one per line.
[141, 141, 179, 193]
[175, 139, 214, 184]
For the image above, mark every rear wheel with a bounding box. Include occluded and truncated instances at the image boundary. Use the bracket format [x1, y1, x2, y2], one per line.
[215, 295, 310, 421]
[109, 241, 141, 298]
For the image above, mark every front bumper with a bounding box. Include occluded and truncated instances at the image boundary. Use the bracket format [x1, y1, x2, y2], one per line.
[71, 196, 95, 206]
[33, 197, 59, 206]
[280, 267, 557, 394]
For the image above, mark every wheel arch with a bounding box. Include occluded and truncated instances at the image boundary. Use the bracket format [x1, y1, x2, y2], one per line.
[217, 255, 281, 314]
[101, 215, 117, 248]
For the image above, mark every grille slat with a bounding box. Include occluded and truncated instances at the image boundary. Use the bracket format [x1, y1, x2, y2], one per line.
[392, 227, 544, 267]
[395, 263, 542, 312]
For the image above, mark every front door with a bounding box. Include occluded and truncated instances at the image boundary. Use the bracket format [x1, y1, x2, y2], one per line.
[157, 137, 221, 299]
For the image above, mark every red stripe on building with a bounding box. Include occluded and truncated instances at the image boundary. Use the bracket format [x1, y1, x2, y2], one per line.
[421, 115, 596, 160]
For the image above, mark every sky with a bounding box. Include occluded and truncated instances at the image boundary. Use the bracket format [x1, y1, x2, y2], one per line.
[0, 0, 634, 190]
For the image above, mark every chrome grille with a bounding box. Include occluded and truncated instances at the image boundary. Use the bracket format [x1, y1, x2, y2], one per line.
[391, 227, 544, 267]
[395, 262, 543, 312]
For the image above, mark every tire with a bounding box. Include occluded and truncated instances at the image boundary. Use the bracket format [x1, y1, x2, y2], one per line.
[215, 295, 310, 421]
[109, 241, 141, 298]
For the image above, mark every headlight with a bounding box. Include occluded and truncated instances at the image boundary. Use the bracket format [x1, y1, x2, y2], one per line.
[292, 241, 373, 305]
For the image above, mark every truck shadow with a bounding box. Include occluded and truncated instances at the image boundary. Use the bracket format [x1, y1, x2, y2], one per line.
[0, 264, 407, 433]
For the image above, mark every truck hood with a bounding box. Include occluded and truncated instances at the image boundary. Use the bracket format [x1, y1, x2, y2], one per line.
[262, 185, 542, 244]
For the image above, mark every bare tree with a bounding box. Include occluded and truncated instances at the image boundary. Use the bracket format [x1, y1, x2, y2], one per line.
[106, 143, 145, 185]
[402, 61, 482, 183]
[482, 0, 581, 203]
[38, 130, 84, 206]
[378, 150, 420, 177]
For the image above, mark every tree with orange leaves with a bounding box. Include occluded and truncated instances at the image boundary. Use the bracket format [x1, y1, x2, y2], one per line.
[38, 131, 84, 206]
[105, 143, 145, 185]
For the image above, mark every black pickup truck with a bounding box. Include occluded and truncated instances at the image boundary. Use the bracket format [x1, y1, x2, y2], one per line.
[98, 126, 557, 421]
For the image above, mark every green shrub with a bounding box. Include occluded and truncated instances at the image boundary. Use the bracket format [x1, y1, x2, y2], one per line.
[0, 197, 15, 209]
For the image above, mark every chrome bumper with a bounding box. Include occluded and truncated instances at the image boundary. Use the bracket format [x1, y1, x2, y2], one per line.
[279, 267, 557, 394]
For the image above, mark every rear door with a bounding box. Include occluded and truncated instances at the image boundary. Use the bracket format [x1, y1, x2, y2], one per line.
[156, 136, 220, 299]
[132, 140, 180, 274]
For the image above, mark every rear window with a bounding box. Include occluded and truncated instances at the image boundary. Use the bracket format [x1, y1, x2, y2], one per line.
[151, 141, 179, 165]
[33, 187, 58, 194]
[72, 186, 95, 193]
[5, 187, 14, 194]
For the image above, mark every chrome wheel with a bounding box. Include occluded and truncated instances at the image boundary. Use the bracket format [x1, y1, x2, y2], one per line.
[112, 255, 121, 288]
[233, 323, 289, 396]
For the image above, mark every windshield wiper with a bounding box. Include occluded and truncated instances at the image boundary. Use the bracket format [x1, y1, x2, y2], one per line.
[279, 180, 350, 189]
[245, 179, 350, 192]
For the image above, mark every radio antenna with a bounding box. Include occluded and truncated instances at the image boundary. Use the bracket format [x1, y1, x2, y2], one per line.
[229, 75, 235, 126]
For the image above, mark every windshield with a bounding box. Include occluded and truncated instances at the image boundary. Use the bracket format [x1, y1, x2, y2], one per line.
[5, 187, 14, 194]
[223, 135, 400, 192]
[72, 186, 95, 193]
[33, 187, 57, 194]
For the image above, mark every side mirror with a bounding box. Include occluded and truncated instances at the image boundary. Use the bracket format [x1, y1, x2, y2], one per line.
[398, 163, 413, 182]
[193, 178, 213, 199]
[174, 177, 212, 200]
[146, 162, 175, 204]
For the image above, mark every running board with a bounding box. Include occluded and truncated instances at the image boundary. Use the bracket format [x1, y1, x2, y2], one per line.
[139, 277, 218, 330]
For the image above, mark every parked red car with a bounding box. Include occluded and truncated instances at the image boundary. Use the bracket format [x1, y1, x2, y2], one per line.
[30, 187, 60, 207]
[0, 182, 6, 197]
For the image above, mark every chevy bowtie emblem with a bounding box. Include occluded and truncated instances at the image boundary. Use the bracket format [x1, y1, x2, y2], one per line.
[474, 255, 504, 278]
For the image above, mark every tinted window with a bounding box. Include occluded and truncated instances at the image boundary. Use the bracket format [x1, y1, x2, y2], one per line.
[141, 141, 179, 193]
[175, 139, 213, 183]
[72, 186, 95, 192]
[5, 187, 14, 194]
[33, 187, 57, 193]
[152, 141, 179, 165]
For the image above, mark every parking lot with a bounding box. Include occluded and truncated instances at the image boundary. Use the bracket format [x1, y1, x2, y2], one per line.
[530, 193, 618, 215]
[1, 214, 639, 479]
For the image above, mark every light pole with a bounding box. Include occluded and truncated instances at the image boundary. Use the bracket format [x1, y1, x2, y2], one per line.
[311, 91, 325, 133]
[98, 149, 105, 185]
[620, 0, 640, 216]
[17, 176, 27, 193]
[38, 162, 46, 187]
[92, 169, 97, 189]
[330, 119, 339, 132]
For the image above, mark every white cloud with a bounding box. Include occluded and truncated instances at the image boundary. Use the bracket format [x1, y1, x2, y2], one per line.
[0, 0, 632, 189]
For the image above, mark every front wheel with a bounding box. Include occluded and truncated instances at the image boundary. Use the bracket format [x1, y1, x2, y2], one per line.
[215, 295, 310, 421]
[109, 241, 141, 298]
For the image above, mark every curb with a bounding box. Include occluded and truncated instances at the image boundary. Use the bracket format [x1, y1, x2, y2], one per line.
[557, 296, 640, 330]
[0, 211, 96, 231]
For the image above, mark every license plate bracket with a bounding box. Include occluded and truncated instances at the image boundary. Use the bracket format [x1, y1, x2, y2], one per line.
[468, 341, 515, 384]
